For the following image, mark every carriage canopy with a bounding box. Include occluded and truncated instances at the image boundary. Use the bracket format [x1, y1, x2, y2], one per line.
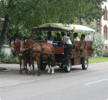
[69, 24, 96, 33]
[32, 23, 71, 32]
[32, 23, 96, 34]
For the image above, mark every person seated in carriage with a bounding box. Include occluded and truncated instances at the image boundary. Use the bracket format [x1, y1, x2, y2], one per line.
[54, 33, 62, 46]
[73, 33, 80, 42]
[81, 34, 85, 42]
[45, 31, 53, 44]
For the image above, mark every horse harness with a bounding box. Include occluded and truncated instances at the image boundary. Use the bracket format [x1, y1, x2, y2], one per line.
[40, 43, 54, 64]
[11, 40, 20, 54]
[23, 39, 54, 64]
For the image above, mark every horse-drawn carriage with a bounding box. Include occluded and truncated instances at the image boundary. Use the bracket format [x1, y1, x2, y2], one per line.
[32, 23, 95, 72]
[10, 23, 95, 75]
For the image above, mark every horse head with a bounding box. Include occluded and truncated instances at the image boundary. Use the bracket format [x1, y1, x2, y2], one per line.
[20, 38, 27, 53]
[10, 38, 20, 54]
[20, 38, 36, 52]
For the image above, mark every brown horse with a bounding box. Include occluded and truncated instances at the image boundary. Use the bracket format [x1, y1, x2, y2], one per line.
[20, 39, 55, 75]
[10, 38, 33, 74]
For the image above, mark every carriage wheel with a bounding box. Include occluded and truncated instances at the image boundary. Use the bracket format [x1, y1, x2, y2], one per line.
[82, 58, 88, 70]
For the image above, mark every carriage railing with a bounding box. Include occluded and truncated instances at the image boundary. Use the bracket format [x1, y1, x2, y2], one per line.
[52, 40, 93, 57]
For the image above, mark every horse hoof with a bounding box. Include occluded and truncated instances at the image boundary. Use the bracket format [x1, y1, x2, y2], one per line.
[48, 70, 51, 73]
[48, 71, 50, 74]
[51, 71, 55, 74]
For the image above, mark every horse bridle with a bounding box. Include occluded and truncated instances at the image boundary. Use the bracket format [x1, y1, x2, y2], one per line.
[20, 38, 31, 55]
[11, 39, 20, 53]
[21, 38, 27, 50]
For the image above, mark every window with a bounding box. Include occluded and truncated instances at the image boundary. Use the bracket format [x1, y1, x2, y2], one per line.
[104, 6, 107, 20]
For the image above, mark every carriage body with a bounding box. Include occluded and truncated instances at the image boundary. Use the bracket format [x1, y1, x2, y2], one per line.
[53, 41, 93, 69]
[32, 23, 95, 71]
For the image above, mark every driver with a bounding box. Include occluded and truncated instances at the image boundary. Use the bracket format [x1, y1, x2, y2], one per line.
[63, 32, 72, 66]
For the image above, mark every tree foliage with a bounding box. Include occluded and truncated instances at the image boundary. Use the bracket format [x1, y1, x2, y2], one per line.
[0, 0, 107, 40]
[93, 33, 104, 57]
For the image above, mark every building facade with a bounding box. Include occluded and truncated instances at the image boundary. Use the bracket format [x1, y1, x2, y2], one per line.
[101, 0, 108, 50]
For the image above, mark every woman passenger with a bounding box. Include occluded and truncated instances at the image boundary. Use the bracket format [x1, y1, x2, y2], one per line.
[54, 33, 62, 46]
[81, 34, 85, 41]
[73, 33, 80, 42]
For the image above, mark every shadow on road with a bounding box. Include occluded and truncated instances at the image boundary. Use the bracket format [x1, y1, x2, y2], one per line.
[0, 64, 83, 76]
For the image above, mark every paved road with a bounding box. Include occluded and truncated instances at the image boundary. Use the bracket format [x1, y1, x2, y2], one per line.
[0, 62, 108, 100]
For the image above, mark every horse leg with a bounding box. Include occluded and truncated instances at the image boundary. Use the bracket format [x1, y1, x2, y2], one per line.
[30, 56, 35, 75]
[47, 64, 51, 74]
[18, 57, 22, 74]
[51, 67, 54, 74]
[27, 63, 31, 74]
[31, 60, 35, 75]
[36, 57, 41, 76]
[19, 60, 22, 74]
[47, 55, 51, 74]
[28, 65, 31, 73]
[27, 56, 32, 73]
[24, 60, 28, 74]
[32, 63, 35, 75]
[51, 55, 55, 74]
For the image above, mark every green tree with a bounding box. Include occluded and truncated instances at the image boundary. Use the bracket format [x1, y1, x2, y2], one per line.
[93, 33, 104, 57]
[0, 0, 107, 52]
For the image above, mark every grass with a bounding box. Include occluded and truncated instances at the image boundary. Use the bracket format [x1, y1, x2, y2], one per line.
[0, 67, 7, 71]
[89, 57, 108, 63]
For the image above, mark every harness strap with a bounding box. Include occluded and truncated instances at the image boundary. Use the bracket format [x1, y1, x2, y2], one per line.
[31, 50, 40, 53]
[40, 44, 44, 62]
[40, 44, 54, 65]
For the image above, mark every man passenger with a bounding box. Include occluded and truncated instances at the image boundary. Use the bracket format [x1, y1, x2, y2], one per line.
[63, 32, 72, 66]
[54, 33, 62, 46]
[46, 31, 53, 44]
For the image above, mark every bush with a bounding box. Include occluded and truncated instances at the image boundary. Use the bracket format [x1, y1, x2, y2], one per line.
[0, 53, 19, 64]
[93, 33, 104, 57]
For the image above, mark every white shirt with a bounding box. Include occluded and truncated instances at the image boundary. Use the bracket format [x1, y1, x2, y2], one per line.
[76, 37, 80, 41]
[63, 35, 72, 45]
[47, 40, 53, 44]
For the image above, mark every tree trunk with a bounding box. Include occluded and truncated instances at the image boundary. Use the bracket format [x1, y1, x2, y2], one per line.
[0, 0, 13, 53]
[0, 15, 9, 52]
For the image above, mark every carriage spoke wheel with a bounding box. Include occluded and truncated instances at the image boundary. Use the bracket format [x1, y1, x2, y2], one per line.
[82, 58, 88, 70]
